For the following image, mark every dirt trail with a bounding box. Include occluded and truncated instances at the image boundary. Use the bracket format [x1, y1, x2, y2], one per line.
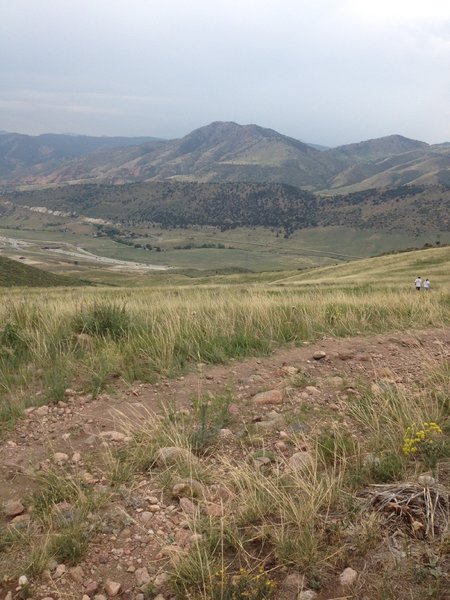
[1, 327, 449, 599]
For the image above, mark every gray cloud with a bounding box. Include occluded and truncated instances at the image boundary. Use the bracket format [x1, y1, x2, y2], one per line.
[1, 0, 449, 145]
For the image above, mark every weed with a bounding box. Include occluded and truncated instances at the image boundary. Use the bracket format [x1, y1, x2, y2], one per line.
[73, 302, 130, 339]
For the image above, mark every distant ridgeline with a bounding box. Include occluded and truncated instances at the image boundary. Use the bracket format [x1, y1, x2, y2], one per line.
[2, 181, 450, 236]
[0, 256, 87, 287]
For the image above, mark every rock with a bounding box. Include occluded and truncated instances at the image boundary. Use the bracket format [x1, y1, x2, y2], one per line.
[354, 353, 370, 362]
[69, 565, 84, 583]
[179, 497, 198, 515]
[418, 474, 436, 486]
[5, 593, 13, 600]
[4, 499, 25, 518]
[328, 376, 344, 388]
[219, 428, 234, 438]
[53, 452, 69, 465]
[288, 452, 314, 472]
[140, 510, 153, 525]
[155, 447, 197, 467]
[64, 388, 78, 397]
[71, 451, 82, 464]
[208, 484, 233, 503]
[11, 513, 30, 525]
[339, 567, 358, 587]
[204, 503, 224, 517]
[94, 596, 107, 600]
[338, 350, 355, 361]
[172, 478, 204, 499]
[371, 383, 382, 395]
[228, 403, 240, 415]
[298, 591, 317, 600]
[313, 351, 326, 360]
[282, 366, 299, 376]
[252, 389, 283, 405]
[104, 580, 122, 597]
[153, 596, 166, 600]
[280, 572, 305, 594]
[154, 571, 170, 587]
[274, 441, 288, 452]
[135, 567, 151, 586]
[55, 563, 66, 577]
[35, 405, 49, 416]
[99, 431, 127, 442]
[85, 580, 99, 595]
[18, 575, 28, 587]
[305, 386, 320, 396]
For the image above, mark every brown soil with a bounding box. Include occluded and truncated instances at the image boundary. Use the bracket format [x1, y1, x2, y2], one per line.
[1, 327, 449, 600]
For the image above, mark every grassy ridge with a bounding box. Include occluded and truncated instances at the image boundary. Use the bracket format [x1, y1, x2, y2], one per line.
[272, 245, 450, 289]
[0, 255, 88, 287]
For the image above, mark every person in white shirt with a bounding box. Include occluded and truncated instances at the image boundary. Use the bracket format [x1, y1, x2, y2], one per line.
[424, 278, 430, 291]
[415, 276, 422, 291]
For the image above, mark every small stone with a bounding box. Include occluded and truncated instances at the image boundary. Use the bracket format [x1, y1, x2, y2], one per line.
[140, 511, 153, 526]
[53, 452, 69, 465]
[252, 389, 283, 405]
[64, 388, 78, 397]
[69, 565, 84, 583]
[155, 447, 197, 467]
[417, 474, 435, 486]
[85, 580, 99, 595]
[328, 376, 344, 387]
[18, 575, 28, 587]
[313, 351, 326, 360]
[288, 451, 314, 472]
[94, 596, 107, 600]
[219, 428, 233, 438]
[71, 451, 82, 464]
[54, 565, 67, 579]
[153, 595, 166, 600]
[172, 478, 204, 499]
[4, 499, 25, 518]
[35, 405, 49, 416]
[104, 580, 122, 597]
[179, 497, 198, 515]
[274, 441, 288, 452]
[339, 567, 358, 587]
[99, 431, 127, 442]
[82, 596, 90, 600]
[298, 591, 318, 600]
[135, 567, 151, 586]
[154, 571, 169, 587]
[305, 385, 320, 395]
[280, 572, 305, 593]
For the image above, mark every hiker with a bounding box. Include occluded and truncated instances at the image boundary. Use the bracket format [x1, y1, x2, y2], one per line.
[415, 276, 422, 291]
[424, 278, 431, 291]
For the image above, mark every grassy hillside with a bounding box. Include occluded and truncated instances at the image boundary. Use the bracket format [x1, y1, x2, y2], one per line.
[272, 245, 450, 290]
[0, 255, 88, 287]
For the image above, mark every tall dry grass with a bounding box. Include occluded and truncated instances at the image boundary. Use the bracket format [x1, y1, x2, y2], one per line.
[0, 284, 449, 428]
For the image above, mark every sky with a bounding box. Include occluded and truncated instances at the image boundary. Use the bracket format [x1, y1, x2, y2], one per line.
[1, 0, 449, 146]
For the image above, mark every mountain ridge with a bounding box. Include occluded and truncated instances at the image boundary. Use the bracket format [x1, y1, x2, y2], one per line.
[0, 122, 448, 191]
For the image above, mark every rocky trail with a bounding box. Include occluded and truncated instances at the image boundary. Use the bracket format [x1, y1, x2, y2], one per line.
[1, 327, 450, 600]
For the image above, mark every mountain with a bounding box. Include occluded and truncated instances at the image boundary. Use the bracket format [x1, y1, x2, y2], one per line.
[0, 123, 448, 192]
[0, 132, 164, 181]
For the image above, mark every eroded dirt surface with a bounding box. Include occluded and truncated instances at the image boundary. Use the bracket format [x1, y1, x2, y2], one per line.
[1, 327, 449, 600]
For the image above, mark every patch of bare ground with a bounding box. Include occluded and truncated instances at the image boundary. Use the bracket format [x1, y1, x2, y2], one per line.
[1, 328, 449, 600]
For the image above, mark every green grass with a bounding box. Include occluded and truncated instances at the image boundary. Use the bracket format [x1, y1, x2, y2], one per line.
[0, 256, 88, 287]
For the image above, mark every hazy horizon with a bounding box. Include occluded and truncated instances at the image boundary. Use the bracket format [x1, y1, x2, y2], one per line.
[1, 0, 449, 146]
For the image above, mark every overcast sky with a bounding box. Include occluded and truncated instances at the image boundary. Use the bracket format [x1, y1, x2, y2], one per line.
[1, 0, 449, 146]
